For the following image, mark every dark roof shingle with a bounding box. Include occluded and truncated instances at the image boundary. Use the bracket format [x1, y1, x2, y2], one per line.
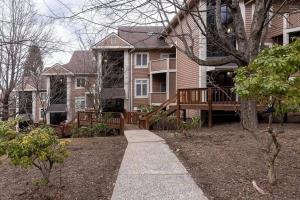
[118, 26, 169, 49]
[63, 51, 97, 74]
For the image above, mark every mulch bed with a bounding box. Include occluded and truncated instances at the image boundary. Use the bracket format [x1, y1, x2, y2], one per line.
[156, 123, 300, 200]
[0, 136, 127, 200]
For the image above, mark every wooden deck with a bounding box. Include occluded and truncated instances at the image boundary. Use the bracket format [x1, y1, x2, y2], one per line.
[176, 87, 266, 127]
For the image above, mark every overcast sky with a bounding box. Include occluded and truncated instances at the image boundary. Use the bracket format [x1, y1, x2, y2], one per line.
[33, 0, 91, 68]
[32, 0, 171, 67]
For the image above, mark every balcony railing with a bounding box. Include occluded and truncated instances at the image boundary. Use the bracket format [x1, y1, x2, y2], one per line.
[288, 10, 300, 29]
[150, 58, 176, 73]
[150, 92, 167, 104]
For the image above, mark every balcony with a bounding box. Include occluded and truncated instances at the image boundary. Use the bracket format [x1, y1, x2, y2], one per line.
[150, 58, 176, 73]
[150, 92, 167, 104]
[288, 11, 300, 29]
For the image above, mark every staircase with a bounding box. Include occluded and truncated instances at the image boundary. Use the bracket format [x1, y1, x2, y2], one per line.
[139, 95, 177, 129]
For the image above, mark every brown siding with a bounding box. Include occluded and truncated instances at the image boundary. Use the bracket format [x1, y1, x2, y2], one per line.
[132, 49, 175, 108]
[169, 72, 176, 98]
[245, 4, 253, 39]
[168, 8, 200, 90]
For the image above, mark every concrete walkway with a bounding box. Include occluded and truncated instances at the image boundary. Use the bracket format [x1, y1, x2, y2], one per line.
[111, 129, 208, 200]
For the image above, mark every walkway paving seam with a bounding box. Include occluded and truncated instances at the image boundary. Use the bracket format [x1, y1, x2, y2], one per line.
[111, 129, 208, 200]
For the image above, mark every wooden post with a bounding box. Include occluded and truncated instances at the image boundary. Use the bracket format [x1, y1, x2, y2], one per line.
[208, 87, 213, 128]
[120, 113, 125, 135]
[176, 89, 181, 128]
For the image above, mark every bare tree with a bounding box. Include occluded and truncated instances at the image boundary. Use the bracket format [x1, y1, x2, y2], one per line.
[0, 0, 58, 120]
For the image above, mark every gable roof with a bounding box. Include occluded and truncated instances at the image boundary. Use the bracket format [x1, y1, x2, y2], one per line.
[43, 63, 74, 75]
[43, 51, 97, 75]
[14, 76, 47, 91]
[93, 32, 134, 49]
[118, 26, 170, 49]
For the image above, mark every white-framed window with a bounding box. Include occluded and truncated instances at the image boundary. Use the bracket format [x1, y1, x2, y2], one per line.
[40, 92, 47, 102]
[76, 77, 86, 89]
[160, 82, 166, 92]
[135, 52, 149, 68]
[135, 79, 149, 98]
[75, 96, 86, 111]
[40, 108, 46, 120]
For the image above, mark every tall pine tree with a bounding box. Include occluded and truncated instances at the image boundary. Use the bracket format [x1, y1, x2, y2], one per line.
[24, 45, 43, 76]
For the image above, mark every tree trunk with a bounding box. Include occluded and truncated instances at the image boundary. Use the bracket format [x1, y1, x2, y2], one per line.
[1, 93, 10, 121]
[267, 160, 276, 185]
[240, 98, 258, 131]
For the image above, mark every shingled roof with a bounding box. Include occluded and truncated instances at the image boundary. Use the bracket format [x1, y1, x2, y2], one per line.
[63, 51, 97, 74]
[118, 26, 169, 49]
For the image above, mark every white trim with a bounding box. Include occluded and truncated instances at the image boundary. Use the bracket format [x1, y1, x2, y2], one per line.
[124, 50, 130, 110]
[93, 32, 134, 48]
[160, 53, 176, 59]
[285, 26, 300, 33]
[75, 96, 86, 111]
[130, 52, 133, 111]
[75, 77, 86, 89]
[42, 63, 74, 76]
[251, 3, 255, 19]
[150, 69, 177, 74]
[239, 1, 246, 24]
[166, 71, 170, 100]
[67, 77, 72, 122]
[46, 76, 50, 125]
[32, 92, 36, 122]
[134, 78, 149, 98]
[134, 52, 149, 68]
[93, 46, 134, 49]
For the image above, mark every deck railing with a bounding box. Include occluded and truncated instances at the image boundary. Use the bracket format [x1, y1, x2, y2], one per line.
[178, 87, 237, 105]
[150, 58, 176, 72]
[150, 92, 167, 104]
[77, 111, 124, 135]
[125, 111, 146, 124]
[288, 10, 300, 29]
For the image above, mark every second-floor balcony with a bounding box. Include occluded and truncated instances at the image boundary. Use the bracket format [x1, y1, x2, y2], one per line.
[149, 58, 176, 73]
[150, 92, 167, 104]
[288, 10, 300, 29]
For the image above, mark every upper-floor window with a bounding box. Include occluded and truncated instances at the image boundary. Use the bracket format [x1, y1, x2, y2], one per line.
[40, 92, 47, 102]
[135, 53, 148, 68]
[135, 79, 148, 98]
[40, 108, 46, 119]
[75, 96, 86, 111]
[76, 77, 86, 89]
[207, 0, 235, 57]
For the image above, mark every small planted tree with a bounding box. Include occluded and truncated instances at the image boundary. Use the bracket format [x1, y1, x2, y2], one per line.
[235, 40, 300, 185]
[0, 120, 69, 184]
